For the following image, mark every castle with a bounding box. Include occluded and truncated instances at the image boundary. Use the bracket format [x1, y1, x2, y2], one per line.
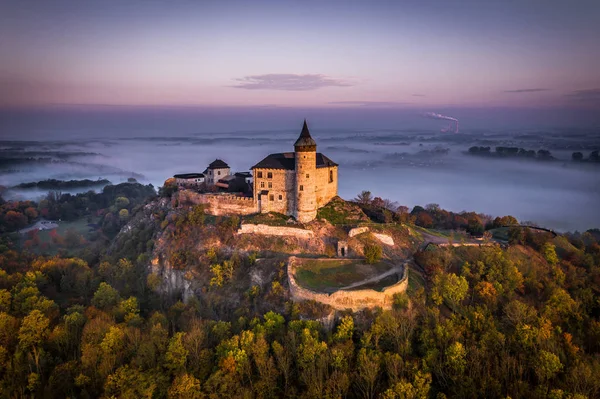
[251, 120, 338, 222]
[173, 120, 338, 223]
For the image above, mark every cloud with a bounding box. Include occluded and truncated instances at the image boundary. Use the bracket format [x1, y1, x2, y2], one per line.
[504, 88, 550, 93]
[564, 88, 600, 102]
[412, 94, 426, 97]
[231, 74, 352, 91]
[327, 101, 410, 107]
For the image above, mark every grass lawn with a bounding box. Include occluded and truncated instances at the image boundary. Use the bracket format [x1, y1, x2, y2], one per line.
[348, 273, 399, 292]
[294, 258, 393, 293]
[316, 197, 369, 225]
[242, 212, 295, 227]
[411, 225, 450, 238]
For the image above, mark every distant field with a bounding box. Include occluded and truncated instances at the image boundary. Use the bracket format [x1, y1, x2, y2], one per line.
[21, 217, 100, 255]
[294, 258, 393, 293]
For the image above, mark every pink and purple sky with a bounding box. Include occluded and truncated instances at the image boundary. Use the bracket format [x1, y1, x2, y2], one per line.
[1, 0, 599, 109]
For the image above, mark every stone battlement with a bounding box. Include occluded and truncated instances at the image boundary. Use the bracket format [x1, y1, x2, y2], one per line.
[177, 190, 257, 216]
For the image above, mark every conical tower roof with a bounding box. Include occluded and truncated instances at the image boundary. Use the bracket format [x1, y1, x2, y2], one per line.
[294, 119, 317, 149]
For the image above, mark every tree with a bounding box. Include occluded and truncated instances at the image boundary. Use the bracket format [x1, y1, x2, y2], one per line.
[415, 213, 433, 228]
[355, 191, 373, 206]
[572, 152, 584, 161]
[119, 209, 130, 221]
[333, 316, 354, 342]
[0, 289, 10, 312]
[536, 350, 563, 384]
[431, 273, 469, 311]
[4, 211, 28, 231]
[115, 197, 130, 210]
[364, 244, 382, 265]
[542, 242, 559, 265]
[168, 373, 203, 398]
[380, 371, 431, 399]
[104, 365, 158, 398]
[166, 332, 188, 374]
[19, 309, 50, 373]
[24, 207, 38, 221]
[92, 282, 120, 310]
[445, 342, 466, 376]
[355, 348, 380, 399]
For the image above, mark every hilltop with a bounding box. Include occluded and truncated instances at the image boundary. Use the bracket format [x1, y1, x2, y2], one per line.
[1, 187, 600, 398]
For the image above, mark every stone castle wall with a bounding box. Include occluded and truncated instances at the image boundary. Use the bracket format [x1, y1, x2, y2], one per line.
[237, 224, 314, 239]
[177, 190, 257, 216]
[254, 169, 295, 215]
[315, 166, 338, 207]
[287, 256, 409, 311]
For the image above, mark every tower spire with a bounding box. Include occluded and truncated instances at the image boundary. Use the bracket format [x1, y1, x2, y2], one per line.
[294, 119, 317, 150]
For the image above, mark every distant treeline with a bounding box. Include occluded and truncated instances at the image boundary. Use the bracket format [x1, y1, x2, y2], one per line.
[571, 150, 600, 162]
[468, 146, 600, 163]
[467, 146, 555, 160]
[13, 178, 111, 190]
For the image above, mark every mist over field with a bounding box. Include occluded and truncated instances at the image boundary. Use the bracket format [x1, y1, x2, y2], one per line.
[1, 106, 599, 232]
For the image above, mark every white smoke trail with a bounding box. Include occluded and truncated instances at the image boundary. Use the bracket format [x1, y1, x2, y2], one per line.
[424, 112, 459, 133]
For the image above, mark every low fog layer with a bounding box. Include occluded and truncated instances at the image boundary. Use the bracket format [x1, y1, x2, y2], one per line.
[1, 107, 599, 232]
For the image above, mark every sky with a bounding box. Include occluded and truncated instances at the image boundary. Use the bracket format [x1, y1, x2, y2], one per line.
[1, 0, 599, 109]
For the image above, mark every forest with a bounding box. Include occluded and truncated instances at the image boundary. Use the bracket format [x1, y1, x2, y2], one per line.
[0, 185, 599, 398]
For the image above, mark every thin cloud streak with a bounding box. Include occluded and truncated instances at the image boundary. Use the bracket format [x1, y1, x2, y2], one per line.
[327, 101, 411, 107]
[564, 88, 600, 103]
[231, 74, 353, 91]
[504, 88, 550, 93]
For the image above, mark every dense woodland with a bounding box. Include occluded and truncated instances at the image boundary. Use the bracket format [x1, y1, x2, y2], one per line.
[0, 185, 599, 398]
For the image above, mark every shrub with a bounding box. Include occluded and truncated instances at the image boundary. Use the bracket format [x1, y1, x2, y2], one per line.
[364, 243, 382, 264]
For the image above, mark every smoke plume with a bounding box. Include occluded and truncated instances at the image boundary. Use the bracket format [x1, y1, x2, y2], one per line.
[424, 112, 459, 133]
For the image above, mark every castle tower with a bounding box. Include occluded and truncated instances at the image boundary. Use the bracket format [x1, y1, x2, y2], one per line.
[294, 120, 317, 222]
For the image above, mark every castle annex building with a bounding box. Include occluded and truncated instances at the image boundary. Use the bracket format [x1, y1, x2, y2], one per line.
[252, 120, 338, 222]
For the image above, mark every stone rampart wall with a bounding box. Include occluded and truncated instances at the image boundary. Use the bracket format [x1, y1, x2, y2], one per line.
[425, 242, 498, 249]
[177, 190, 257, 216]
[287, 256, 408, 311]
[237, 224, 314, 239]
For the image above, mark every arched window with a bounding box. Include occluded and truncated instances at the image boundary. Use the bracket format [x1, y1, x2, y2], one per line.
[329, 170, 333, 183]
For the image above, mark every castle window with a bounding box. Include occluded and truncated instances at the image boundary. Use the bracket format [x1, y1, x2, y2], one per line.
[278, 195, 282, 200]
[257, 171, 263, 178]
[267, 172, 273, 179]
[268, 182, 272, 188]
[329, 170, 333, 183]
[269, 195, 274, 201]
[306, 173, 309, 178]
[260, 182, 265, 188]
[217, 171, 221, 175]
[300, 185, 304, 191]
